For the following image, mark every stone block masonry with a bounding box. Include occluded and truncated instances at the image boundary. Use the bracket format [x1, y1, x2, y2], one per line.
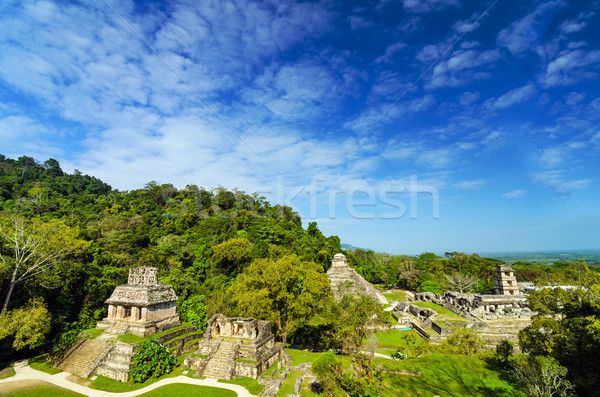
[326, 253, 388, 304]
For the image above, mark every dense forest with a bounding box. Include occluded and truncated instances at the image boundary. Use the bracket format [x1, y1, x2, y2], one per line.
[1, 154, 599, 396]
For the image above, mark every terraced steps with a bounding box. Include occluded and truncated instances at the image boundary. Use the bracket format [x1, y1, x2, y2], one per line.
[57, 337, 110, 378]
[202, 341, 240, 380]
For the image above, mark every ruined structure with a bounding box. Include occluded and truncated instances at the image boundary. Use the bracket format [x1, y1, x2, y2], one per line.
[326, 253, 388, 305]
[57, 267, 187, 382]
[492, 265, 520, 295]
[184, 314, 289, 380]
[96, 267, 180, 336]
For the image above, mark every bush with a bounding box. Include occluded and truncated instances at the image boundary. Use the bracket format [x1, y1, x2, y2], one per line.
[178, 295, 207, 332]
[391, 349, 408, 360]
[129, 339, 176, 383]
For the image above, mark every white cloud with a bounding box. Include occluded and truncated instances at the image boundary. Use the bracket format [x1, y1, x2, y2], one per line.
[490, 84, 536, 109]
[402, 0, 459, 13]
[451, 180, 486, 190]
[542, 49, 600, 87]
[348, 16, 373, 30]
[428, 49, 500, 88]
[496, 1, 563, 55]
[375, 42, 407, 63]
[502, 189, 527, 199]
[559, 12, 595, 34]
[533, 171, 591, 198]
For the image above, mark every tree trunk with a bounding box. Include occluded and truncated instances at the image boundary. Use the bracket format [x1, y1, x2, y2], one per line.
[1, 280, 16, 317]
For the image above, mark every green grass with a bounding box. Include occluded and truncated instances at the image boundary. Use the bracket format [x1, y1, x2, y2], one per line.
[411, 301, 469, 322]
[1, 383, 85, 397]
[276, 370, 302, 397]
[377, 353, 525, 397]
[235, 358, 258, 364]
[137, 383, 236, 397]
[28, 356, 61, 375]
[374, 329, 419, 348]
[220, 377, 264, 395]
[383, 291, 409, 302]
[80, 328, 105, 339]
[0, 363, 15, 379]
[88, 355, 188, 392]
[116, 333, 147, 344]
[115, 323, 195, 346]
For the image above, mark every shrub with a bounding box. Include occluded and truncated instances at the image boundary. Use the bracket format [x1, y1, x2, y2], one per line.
[391, 349, 408, 360]
[178, 295, 208, 332]
[129, 339, 176, 383]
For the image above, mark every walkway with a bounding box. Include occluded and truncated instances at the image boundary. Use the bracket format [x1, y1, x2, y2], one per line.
[0, 360, 257, 397]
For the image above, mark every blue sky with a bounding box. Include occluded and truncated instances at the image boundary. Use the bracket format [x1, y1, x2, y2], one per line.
[1, 0, 599, 255]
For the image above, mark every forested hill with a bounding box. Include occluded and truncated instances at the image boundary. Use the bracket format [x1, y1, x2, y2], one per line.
[0, 154, 341, 354]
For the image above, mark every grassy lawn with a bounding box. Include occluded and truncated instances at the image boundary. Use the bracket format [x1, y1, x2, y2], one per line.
[411, 301, 469, 322]
[137, 383, 237, 397]
[87, 355, 189, 392]
[220, 377, 264, 395]
[377, 353, 525, 397]
[383, 291, 409, 302]
[115, 323, 195, 345]
[28, 356, 61, 375]
[1, 382, 85, 397]
[374, 329, 420, 348]
[285, 348, 352, 368]
[0, 363, 15, 379]
[277, 370, 302, 396]
[80, 328, 105, 339]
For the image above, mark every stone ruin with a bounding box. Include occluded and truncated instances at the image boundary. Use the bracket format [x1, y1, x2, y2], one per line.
[58, 267, 183, 382]
[184, 314, 289, 380]
[395, 264, 533, 349]
[96, 266, 181, 337]
[491, 264, 520, 295]
[326, 253, 388, 305]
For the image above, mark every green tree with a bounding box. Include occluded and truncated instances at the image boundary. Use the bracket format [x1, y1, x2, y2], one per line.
[0, 216, 90, 315]
[519, 284, 600, 396]
[511, 355, 573, 397]
[0, 297, 51, 350]
[442, 328, 486, 355]
[496, 339, 514, 366]
[228, 255, 332, 344]
[179, 295, 207, 332]
[212, 237, 253, 274]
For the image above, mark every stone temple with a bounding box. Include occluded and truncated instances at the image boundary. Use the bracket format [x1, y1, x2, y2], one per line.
[326, 253, 388, 305]
[58, 267, 184, 382]
[184, 314, 289, 380]
[96, 267, 180, 337]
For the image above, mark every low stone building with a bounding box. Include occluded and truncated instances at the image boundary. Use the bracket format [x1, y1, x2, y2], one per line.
[326, 253, 388, 305]
[184, 314, 289, 380]
[96, 267, 181, 336]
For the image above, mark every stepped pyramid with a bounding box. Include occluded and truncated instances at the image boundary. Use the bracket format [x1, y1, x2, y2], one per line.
[326, 253, 388, 305]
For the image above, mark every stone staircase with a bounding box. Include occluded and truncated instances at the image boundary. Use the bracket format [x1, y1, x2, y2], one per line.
[57, 337, 110, 378]
[202, 341, 240, 380]
[95, 342, 137, 382]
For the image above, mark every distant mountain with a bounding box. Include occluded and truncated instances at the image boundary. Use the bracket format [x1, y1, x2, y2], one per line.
[341, 243, 370, 251]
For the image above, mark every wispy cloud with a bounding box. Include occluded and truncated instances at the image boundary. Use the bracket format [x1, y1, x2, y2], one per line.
[489, 84, 536, 109]
[502, 189, 527, 199]
[496, 1, 563, 55]
[402, 0, 459, 13]
[533, 171, 591, 198]
[451, 179, 486, 190]
[542, 49, 600, 87]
